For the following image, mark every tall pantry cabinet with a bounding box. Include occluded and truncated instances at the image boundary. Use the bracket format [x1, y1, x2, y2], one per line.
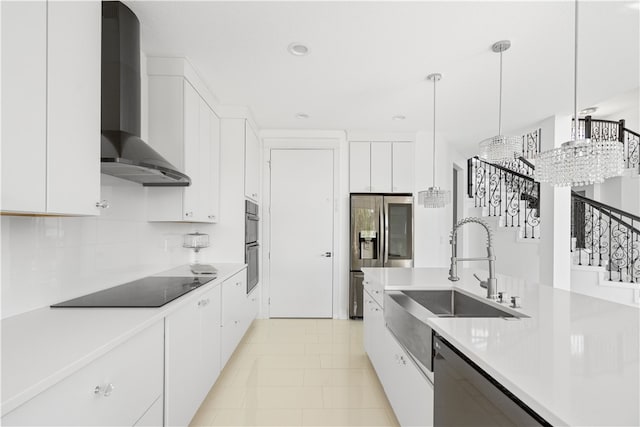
[1, 1, 101, 215]
[146, 58, 221, 223]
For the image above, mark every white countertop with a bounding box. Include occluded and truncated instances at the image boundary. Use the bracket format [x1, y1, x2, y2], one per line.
[1, 263, 247, 416]
[363, 267, 640, 427]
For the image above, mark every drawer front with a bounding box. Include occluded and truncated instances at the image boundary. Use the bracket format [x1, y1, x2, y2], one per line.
[2, 322, 164, 426]
[221, 272, 249, 367]
[363, 277, 384, 307]
[222, 271, 247, 324]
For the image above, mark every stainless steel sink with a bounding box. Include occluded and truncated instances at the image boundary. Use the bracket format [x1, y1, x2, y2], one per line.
[384, 289, 527, 372]
[399, 289, 523, 318]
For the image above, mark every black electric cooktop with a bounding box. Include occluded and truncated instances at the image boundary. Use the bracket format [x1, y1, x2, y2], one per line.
[51, 276, 215, 308]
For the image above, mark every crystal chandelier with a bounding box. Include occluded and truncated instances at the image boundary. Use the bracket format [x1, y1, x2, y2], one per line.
[478, 40, 521, 163]
[418, 73, 451, 208]
[535, 0, 623, 186]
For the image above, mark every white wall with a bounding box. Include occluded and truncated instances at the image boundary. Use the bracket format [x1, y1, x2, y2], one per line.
[414, 130, 468, 267]
[1, 175, 197, 318]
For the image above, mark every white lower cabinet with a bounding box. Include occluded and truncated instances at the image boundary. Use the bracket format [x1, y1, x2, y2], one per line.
[221, 271, 250, 367]
[165, 284, 221, 427]
[363, 287, 434, 427]
[1, 322, 164, 427]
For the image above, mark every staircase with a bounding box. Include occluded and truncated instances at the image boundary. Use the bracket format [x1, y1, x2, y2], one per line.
[571, 192, 639, 283]
[467, 118, 640, 291]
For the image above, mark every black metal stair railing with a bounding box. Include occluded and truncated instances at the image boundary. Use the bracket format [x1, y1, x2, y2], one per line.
[575, 116, 640, 172]
[571, 192, 640, 283]
[467, 156, 540, 238]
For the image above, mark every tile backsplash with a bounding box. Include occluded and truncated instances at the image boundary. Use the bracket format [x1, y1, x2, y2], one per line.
[1, 175, 212, 318]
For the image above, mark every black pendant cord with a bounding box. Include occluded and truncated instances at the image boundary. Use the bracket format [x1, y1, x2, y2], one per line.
[573, 0, 579, 141]
[432, 76, 437, 188]
[498, 49, 503, 136]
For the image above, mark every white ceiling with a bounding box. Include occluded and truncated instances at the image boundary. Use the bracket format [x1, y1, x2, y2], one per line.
[127, 1, 640, 153]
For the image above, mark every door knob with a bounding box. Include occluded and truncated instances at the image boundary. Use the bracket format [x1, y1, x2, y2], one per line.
[321, 252, 332, 257]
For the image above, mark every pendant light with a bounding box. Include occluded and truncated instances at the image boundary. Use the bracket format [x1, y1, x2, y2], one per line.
[535, 0, 623, 186]
[418, 73, 451, 208]
[478, 40, 521, 163]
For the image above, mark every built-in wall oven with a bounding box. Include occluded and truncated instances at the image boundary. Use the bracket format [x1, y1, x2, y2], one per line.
[245, 200, 259, 294]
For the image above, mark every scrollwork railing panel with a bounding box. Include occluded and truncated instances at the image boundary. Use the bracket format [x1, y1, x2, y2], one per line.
[571, 192, 640, 284]
[468, 157, 540, 239]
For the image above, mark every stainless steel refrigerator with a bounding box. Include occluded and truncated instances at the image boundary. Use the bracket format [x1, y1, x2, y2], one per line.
[349, 194, 414, 318]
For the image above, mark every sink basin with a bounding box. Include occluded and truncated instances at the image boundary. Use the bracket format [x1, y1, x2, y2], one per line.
[384, 288, 527, 373]
[400, 289, 524, 318]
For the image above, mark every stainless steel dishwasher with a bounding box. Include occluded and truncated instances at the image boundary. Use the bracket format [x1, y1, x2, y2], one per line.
[433, 335, 551, 426]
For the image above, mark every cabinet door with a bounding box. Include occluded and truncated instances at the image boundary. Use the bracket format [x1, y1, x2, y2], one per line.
[244, 121, 260, 201]
[198, 97, 214, 223]
[200, 285, 222, 395]
[363, 289, 376, 358]
[221, 272, 248, 367]
[392, 143, 414, 193]
[1, 0, 100, 216]
[208, 109, 221, 222]
[370, 143, 392, 193]
[380, 329, 434, 427]
[349, 142, 371, 192]
[1, 1, 47, 213]
[47, 0, 101, 215]
[2, 322, 163, 427]
[165, 298, 203, 427]
[183, 80, 201, 221]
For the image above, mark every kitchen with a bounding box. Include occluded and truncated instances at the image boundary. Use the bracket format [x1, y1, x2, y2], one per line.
[1, 1, 639, 426]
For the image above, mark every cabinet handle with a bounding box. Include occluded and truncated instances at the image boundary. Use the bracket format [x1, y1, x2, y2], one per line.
[95, 200, 110, 209]
[94, 383, 115, 397]
[185, 211, 193, 217]
[252, 193, 257, 198]
[198, 299, 210, 307]
[208, 215, 216, 220]
[398, 355, 407, 365]
[236, 281, 241, 287]
[234, 320, 239, 325]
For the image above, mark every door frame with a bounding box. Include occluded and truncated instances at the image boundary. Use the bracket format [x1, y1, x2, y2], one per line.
[261, 131, 346, 319]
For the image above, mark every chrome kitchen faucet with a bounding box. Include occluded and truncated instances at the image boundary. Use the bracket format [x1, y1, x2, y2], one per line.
[448, 217, 498, 300]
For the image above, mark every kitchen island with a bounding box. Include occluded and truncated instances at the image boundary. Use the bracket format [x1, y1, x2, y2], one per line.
[363, 267, 640, 427]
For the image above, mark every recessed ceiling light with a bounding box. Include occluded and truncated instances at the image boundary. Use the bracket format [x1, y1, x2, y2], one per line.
[288, 43, 309, 56]
[295, 113, 309, 119]
[579, 107, 598, 115]
[392, 115, 406, 121]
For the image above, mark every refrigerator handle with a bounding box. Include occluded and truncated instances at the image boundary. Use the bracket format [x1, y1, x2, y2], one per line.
[378, 200, 385, 265]
[383, 200, 389, 264]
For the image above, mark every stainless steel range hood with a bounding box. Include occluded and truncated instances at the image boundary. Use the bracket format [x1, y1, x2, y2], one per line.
[101, 1, 190, 186]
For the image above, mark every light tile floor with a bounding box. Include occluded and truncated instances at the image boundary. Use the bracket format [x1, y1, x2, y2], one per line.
[190, 319, 400, 427]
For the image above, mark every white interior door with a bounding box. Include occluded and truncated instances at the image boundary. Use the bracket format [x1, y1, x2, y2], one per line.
[269, 149, 334, 318]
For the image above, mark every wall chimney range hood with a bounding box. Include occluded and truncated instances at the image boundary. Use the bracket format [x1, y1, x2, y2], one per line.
[101, 1, 190, 186]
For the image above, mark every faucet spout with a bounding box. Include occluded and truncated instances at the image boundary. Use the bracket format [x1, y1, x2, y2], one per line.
[448, 217, 498, 299]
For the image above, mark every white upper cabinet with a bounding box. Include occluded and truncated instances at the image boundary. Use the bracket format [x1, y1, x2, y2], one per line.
[349, 142, 371, 192]
[244, 122, 260, 202]
[1, 1, 100, 215]
[146, 75, 220, 223]
[370, 143, 392, 193]
[391, 142, 414, 193]
[349, 142, 414, 194]
[202, 103, 221, 222]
